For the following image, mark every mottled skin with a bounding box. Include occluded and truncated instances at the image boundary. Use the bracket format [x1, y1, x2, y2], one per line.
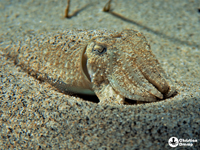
[1, 29, 176, 105]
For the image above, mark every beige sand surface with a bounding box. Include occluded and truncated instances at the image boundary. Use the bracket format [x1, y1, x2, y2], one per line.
[0, 0, 200, 149]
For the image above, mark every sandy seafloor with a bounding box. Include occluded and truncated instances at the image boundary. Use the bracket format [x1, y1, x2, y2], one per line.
[0, 0, 200, 149]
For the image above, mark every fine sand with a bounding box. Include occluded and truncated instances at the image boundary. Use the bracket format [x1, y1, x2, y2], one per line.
[0, 0, 200, 149]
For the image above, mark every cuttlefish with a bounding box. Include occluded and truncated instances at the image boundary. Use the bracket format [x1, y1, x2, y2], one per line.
[1, 29, 176, 105]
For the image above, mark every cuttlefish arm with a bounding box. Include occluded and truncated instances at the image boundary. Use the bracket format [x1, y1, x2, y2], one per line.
[94, 84, 125, 105]
[84, 29, 176, 105]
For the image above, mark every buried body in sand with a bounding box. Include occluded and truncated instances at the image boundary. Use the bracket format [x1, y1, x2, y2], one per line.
[1, 29, 176, 105]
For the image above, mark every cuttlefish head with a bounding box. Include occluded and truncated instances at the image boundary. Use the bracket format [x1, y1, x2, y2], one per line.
[83, 29, 176, 104]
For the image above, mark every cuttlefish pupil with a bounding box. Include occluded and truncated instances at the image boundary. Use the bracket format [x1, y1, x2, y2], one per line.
[92, 45, 107, 55]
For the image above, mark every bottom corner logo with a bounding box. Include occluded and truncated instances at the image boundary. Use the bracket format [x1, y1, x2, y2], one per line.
[168, 137, 179, 147]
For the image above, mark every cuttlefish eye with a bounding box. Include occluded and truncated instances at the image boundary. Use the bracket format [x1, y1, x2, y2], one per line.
[92, 44, 107, 55]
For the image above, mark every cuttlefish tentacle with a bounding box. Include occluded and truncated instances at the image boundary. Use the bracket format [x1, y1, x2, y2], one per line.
[107, 50, 162, 102]
[93, 84, 125, 105]
[120, 30, 176, 97]
[117, 52, 163, 99]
